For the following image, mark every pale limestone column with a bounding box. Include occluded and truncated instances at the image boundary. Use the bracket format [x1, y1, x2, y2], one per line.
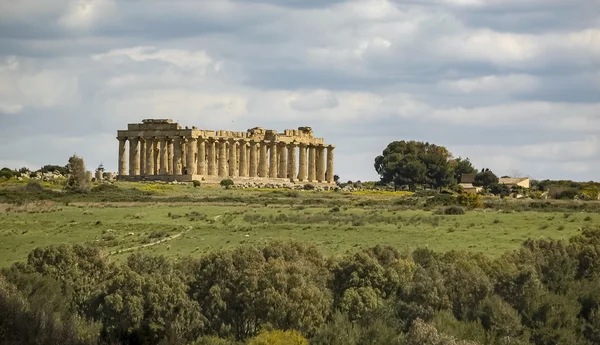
[229, 139, 238, 177]
[129, 137, 140, 176]
[239, 140, 247, 177]
[187, 137, 197, 175]
[268, 141, 278, 178]
[207, 139, 216, 175]
[258, 140, 269, 177]
[118, 138, 127, 176]
[218, 139, 227, 177]
[278, 142, 287, 178]
[288, 142, 297, 182]
[298, 143, 307, 181]
[308, 145, 316, 182]
[249, 140, 258, 177]
[181, 140, 187, 173]
[140, 139, 146, 175]
[316, 144, 325, 182]
[173, 137, 183, 175]
[146, 137, 155, 176]
[154, 141, 160, 175]
[197, 138, 206, 175]
[159, 137, 168, 175]
[167, 139, 173, 175]
[326, 145, 335, 183]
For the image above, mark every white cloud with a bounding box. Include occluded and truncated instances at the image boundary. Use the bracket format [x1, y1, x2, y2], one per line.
[58, 0, 117, 30]
[0, 103, 23, 114]
[289, 90, 340, 112]
[438, 74, 539, 94]
[93, 46, 216, 71]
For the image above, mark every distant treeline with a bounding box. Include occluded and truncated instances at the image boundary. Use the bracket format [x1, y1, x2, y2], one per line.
[3, 227, 600, 345]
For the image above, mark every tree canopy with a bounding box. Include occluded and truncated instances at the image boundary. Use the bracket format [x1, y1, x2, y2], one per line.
[374, 141, 473, 191]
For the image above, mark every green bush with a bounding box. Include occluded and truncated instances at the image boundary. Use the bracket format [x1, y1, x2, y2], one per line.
[0, 167, 14, 179]
[193, 180, 201, 187]
[555, 189, 579, 200]
[24, 181, 44, 193]
[220, 179, 234, 189]
[444, 206, 465, 215]
[304, 184, 316, 190]
[457, 193, 483, 209]
[91, 184, 120, 193]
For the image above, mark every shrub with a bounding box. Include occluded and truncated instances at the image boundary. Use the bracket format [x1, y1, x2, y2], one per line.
[457, 193, 483, 209]
[91, 184, 120, 193]
[0, 167, 14, 179]
[247, 330, 308, 345]
[24, 181, 44, 192]
[555, 189, 579, 200]
[220, 179, 234, 189]
[304, 184, 316, 190]
[444, 206, 465, 215]
[193, 180, 201, 187]
[424, 194, 456, 207]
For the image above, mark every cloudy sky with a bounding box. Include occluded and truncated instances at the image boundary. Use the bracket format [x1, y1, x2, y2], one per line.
[0, 0, 599, 181]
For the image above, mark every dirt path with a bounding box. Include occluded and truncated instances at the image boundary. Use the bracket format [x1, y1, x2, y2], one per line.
[110, 230, 185, 255]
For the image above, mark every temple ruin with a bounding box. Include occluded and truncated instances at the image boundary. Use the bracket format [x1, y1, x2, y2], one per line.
[116, 119, 335, 184]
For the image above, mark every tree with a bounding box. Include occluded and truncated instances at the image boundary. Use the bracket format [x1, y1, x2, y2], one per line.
[450, 158, 477, 184]
[488, 183, 510, 198]
[246, 330, 308, 345]
[374, 141, 455, 191]
[0, 167, 13, 179]
[473, 170, 498, 188]
[65, 155, 90, 193]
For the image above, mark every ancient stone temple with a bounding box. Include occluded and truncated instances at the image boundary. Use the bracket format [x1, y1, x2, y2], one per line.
[116, 119, 335, 184]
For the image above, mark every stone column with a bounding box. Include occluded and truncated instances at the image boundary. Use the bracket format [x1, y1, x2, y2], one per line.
[308, 145, 316, 182]
[258, 141, 269, 178]
[145, 137, 155, 176]
[298, 143, 307, 181]
[326, 145, 335, 183]
[133, 138, 140, 176]
[159, 137, 168, 175]
[154, 141, 160, 175]
[249, 140, 258, 177]
[129, 138, 138, 176]
[239, 140, 247, 177]
[167, 139, 173, 175]
[268, 141, 278, 178]
[118, 138, 127, 176]
[288, 142, 297, 182]
[218, 139, 227, 177]
[197, 138, 206, 175]
[140, 139, 146, 175]
[316, 144, 325, 182]
[228, 139, 238, 177]
[278, 142, 287, 178]
[173, 137, 182, 175]
[181, 141, 187, 173]
[207, 139, 216, 175]
[187, 137, 197, 175]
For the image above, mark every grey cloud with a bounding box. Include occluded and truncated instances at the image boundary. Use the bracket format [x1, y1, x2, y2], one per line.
[1, 0, 599, 181]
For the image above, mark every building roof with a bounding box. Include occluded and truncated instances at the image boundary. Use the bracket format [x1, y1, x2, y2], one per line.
[460, 174, 476, 184]
[498, 177, 529, 185]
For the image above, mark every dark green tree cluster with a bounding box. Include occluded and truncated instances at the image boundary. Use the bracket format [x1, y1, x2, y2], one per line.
[66, 155, 91, 193]
[374, 141, 477, 191]
[5, 230, 600, 344]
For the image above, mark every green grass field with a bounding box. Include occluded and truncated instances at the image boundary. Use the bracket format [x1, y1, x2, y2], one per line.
[0, 181, 594, 267]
